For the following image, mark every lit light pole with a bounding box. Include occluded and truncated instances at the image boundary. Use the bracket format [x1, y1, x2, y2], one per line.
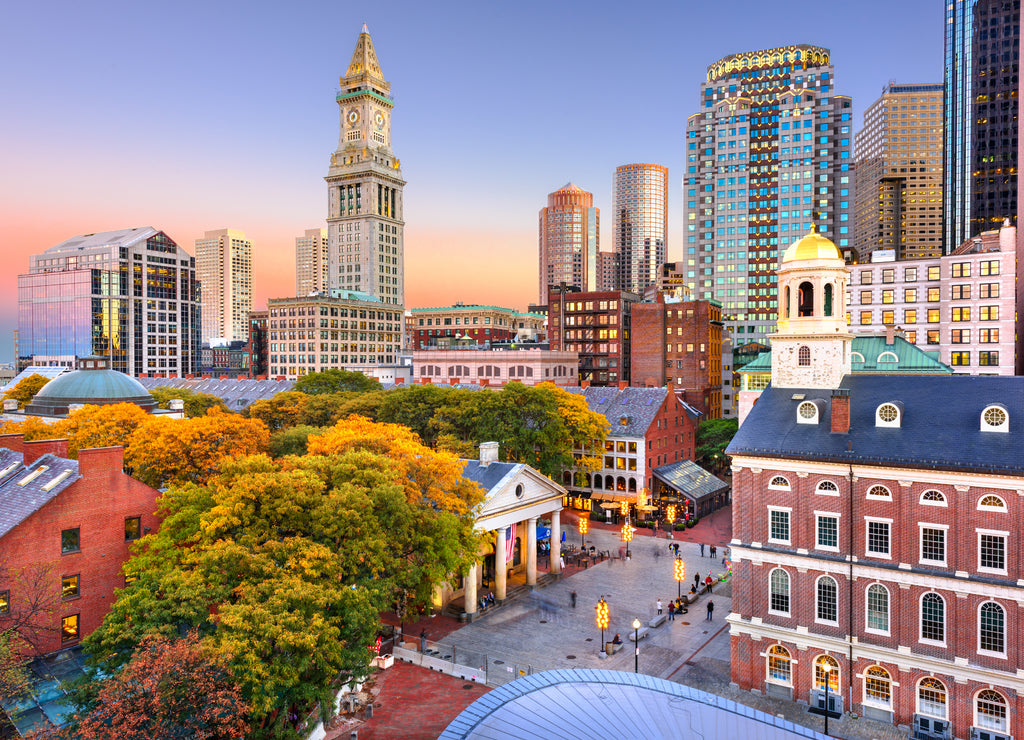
[621, 521, 634, 559]
[821, 663, 832, 736]
[596, 597, 609, 655]
[578, 516, 588, 547]
[674, 557, 685, 601]
[632, 618, 641, 673]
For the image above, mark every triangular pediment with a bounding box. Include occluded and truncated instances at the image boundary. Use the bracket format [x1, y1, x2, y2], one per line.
[473, 464, 565, 522]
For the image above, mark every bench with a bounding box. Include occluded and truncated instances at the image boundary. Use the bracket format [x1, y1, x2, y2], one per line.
[629, 627, 650, 642]
[649, 614, 668, 628]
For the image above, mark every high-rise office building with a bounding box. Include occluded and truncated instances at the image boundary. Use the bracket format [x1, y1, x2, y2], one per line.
[195, 228, 252, 342]
[683, 45, 853, 346]
[944, 0, 1020, 250]
[613, 163, 668, 294]
[853, 83, 944, 260]
[325, 25, 405, 307]
[538, 183, 599, 304]
[17, 227, 201, 376]
[295, 228, 329, 295]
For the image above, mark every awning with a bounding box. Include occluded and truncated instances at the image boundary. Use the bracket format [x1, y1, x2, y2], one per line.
[590, 492, 636, 503]
[652, 460, 728, 502]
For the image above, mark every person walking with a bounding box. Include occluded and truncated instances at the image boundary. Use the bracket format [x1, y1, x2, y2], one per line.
[571, 590, 577, 608]
[699, 542, 705, 557]
[710, 544, 717, 559]
[657, 598, 663, 615]
[706, 600, 715, 621]
[668, 602, 676, 621]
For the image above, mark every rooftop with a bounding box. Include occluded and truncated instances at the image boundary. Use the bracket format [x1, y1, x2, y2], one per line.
[0, 450, 81, 541]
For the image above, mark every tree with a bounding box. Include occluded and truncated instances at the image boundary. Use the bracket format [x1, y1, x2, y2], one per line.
[0, 415, 58, 442]
[49, 403, 151, 458]
[0, 563, 60, 656]
[149, 387, 229, 418]
[0, 630, 30, 704]
[268, 425, 324, 458]
[245, 392, 309, 431]
[57, 632, 249, 740]
[695, 417, 739, 474]
[293, 369, 381, 395]
[2, 374, 51, 409]
[375, 384, 455, 447]
[125, 408, 269, 488]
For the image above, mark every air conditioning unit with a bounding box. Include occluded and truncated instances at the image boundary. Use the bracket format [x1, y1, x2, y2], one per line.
[810, 689, 842, 716]
[970, 727, 1012, 740]
[913, 715, 950, 740]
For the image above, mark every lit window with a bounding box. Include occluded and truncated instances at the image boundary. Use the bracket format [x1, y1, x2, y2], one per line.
[978, 495, 1006, 512]
[917, 677, 947, 720]
[124, 517, 142, 542]
[61, 574, 79, 600]
[767, 644, 792, 684]
[975, 690, 1008, 733]
[864, 666, 891, 708]
[814, 655, 839, 692]
[61, 614, 80, 643]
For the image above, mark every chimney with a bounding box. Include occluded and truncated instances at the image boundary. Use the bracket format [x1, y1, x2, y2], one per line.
[580, 380, 590, 389]
[3, 399, 18, 412]
[885, 325, 896, 345]
[618, 381, 628, 391]
[831, 388, 851, 434]
[478, 441, 499, 466]
[78, 445, 125, 477]
[169, 399, 185, 413]
[24, 438, 70, 465]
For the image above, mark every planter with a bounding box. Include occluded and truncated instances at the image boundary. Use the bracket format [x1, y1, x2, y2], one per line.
[373, 654, 394, 669]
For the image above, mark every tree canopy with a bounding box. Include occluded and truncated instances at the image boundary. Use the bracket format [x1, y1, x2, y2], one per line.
[695, 417, 739, 474]
[2, 374, 50, 409]
[50, 403, 151, 458]
[149, 386, 230, 418]
[293, 369, 381, 395]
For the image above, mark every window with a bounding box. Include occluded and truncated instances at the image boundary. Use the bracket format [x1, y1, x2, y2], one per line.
[951, 307, 970, 322]
[61, 574, 79, 600]
[917, 677, 947, 719]
[951, 351, 970, 366]
[978, 494, 1006, 511]
[881, 269, 895, 284]
[927, 266, 940, 280]
[768, 476, 790, 490]
[951, 262, 971, 278]
[979, 260, 1000, 276]
[816, 576, 837, 623]
[951, 329, 971, 344]
[920, 526, 946, 564]
[814, 655, 839, 692]
[905, 267, 918, 282]
[0, 590, 7, 614]
[975, 689, 1008, 732]
[980, 351, 999, 366]
[904, 309, 917, 324]
[926, 330, 939, 344]
[859, 290, 873, 304]
[769, 508, 791, 544]
[859, 311, 872, 325]
[978, 532, 1006, 573]
[767, 644, 792, 684]
[797, 346, 811, 366]
[124, 517, 141, 542]
[979, 602, 1005, 655]
[866, 584, 889, 633]
[979, 328, 999, 343]
[816, 514, 838, 550]
[980, 305, 999, 321]
[798, 401, 819, 423]
[951, 284, 971, 300]
[816, 480, 839, 496]
[881, 289, 894, 304]
[860, 272, 873, 285]
[979, 282, 999, 298]
[981, 405, 1008, 432]
[920, 490, 946, 506]
[921, 593, 945, 643]
[875, 404, 900, 427]
[904, 288, 917, 303]
[881, 310, 895, 325]
[866, 485, 891, 500]
[769, 568, 790, 615]
[864, 666, 891, 708]
[927, 287, 940, 302]
[61, 614, 80, 643]
[61, 528, 80, 554]
[866, 519, 890, 557]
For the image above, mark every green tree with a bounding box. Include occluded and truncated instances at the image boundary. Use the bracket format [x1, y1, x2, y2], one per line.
[149, 386, 230, 418]
[2, 374, 50, 409]
[695, 417, 739, 473]
[376, 384, 455, 447]
[245, 392, 309, 431]
[268, 425, 324, 458]
[0, 630, 29, 704]
[293, 369, 380, 395]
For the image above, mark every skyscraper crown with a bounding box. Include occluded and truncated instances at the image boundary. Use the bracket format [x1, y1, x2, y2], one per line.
[342, 24, 389, 93]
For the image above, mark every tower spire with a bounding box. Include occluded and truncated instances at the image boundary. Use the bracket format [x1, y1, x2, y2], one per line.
[343, 25, 387, 92]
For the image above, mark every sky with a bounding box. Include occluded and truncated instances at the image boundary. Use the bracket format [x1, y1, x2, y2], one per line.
[0, 0, 944, 363]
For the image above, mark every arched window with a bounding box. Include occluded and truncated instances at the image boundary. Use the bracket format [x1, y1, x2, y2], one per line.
[975, 689, 1008, 733]
[816, 576, 838, 623]
[921, 593, 945, 643]
[768, 476, 790, 491]
[979, 601, 1005, 654]
[850, 351, 866, 364]
[920, 490, 946, 506]
[797, 401, 819, 423]
[917, 677, 947, 719]
[816, 480, 839, 495]
[981, 404, 1009, 432]
[866, 485, 892, 500]
[824, 283, 834, 316]
[875, 403, 901, 427]
[878, 351, 899, 364]
[866, 584, 889, 633]
[814, 655, 839, 692]
[562, 471, 572, 485]
[769, 568, 790, 615]
[616, 476, 626, 491]
[798, 281, 814, 316]
[978, 494, 1007, 511]
[628, 478, 637, 493]
[798, 346, 811, 366]
[766, 645, 792, 684]
[863, 666, 891, 708]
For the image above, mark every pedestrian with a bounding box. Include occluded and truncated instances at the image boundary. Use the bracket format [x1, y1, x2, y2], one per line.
[706, 600, 715, 621]
[668, 602, 676, 621]
[710, 545, 717, 559]
[699, 542, 705, 557]
[560, 555, 565, 571]
[694, 572, 701, 588]
[674, 543, 680, 556]
[571, 590, 577, 609]
[657, 598, 663, 615]
[419, 629, 427, 652]
[705, 575, 714, 594]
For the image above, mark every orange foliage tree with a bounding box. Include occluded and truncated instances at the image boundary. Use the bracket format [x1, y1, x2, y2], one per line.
[50, 403, 151, 458]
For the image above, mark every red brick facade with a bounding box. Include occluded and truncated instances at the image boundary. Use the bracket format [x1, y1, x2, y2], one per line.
[548, 287, 640, 386]
[0, 436, 161, 656]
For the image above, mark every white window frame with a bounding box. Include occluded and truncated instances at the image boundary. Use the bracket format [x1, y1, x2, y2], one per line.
[977, 600, 1007, 659]
[815, 480, 840, 497]
[768, 567, 791, 617]
[814, 574, 839, 626]
[916, 677, 948, 720]
[814, 511, 840, 552]
[768, 475, 791, 491]
[864, 583, 890, 636]
[918, 523, 948, 567]
[768, 506, 792, 545]
[974, 688, 1009, 734]
[977, 529, 1008, 575]
[865, 517, 893, 559]
[977, 494, 1007, 512]
[861, 665, 893, 710]
[865, 484, 892, 501]
[919, 591, 946, 647]
[919, 489, 947, 507]
[765, 644, 794, 686]
[980, 404, 1009, 433]
[797, 401, 820, 424]
[875, 402, 901, 428]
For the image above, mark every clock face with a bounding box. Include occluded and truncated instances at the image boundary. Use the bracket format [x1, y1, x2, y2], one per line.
[374, 111, 385, 130]
[347, 109, 359, 125]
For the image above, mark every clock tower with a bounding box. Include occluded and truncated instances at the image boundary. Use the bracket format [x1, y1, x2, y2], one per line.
[325, 25, 405, 306]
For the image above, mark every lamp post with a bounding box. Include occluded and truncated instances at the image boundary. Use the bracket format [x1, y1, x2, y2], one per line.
[621, 521, 634, 559]
[595, 597, 609, 655]
[632, 618, 641, 673]
[673, 557, 685, 600]
[821, 664, 832, 736]
[578, 516, 588, 547]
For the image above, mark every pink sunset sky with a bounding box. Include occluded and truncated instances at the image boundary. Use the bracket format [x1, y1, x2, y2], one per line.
[0, 1, 942, 362]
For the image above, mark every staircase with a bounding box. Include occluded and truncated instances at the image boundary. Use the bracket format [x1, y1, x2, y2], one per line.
[445, 573, 562, 620]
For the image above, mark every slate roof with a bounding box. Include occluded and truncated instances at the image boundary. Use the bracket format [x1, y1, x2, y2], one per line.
[135, 377, 295, 411]
[739, 334, 951, 375]
[565, 386, 668, 438]
[653, 460, 728, 501]
[728, 374, 1024, 475]
[460, 460, 520, 493]
[0, 451, 81, 541]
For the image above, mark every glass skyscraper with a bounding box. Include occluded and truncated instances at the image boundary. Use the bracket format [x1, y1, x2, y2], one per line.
[613, 163, 669, 295]
[944, 0, 1020, 251]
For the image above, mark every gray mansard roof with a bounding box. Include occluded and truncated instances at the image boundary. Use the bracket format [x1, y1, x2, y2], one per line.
[728, 374, 1024, 475]
[0, 451, 81, 540]
[565, 386, 698, 438]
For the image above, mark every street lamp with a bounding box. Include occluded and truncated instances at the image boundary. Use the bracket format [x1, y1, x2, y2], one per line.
[595, 598, 609, 655]
[621, 521, 634, 558]
[632, 618, 641, 673]
[673, 557, 685, 600]
[578, 516, 588, 547]
[821, 663, 832, 736]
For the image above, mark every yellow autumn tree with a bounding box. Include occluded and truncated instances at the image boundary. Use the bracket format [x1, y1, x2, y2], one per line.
[2, 374, 51, 409]
[0, 416, 57, 442]
[125, 408, 270, 488]
[50, 403, 152, 458]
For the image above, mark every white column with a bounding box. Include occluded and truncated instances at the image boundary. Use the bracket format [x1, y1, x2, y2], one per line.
[550, 509, 562, 575]
[495, 527, 507, 600]
[465, 562, 478, 615]
[526, 517, 538, 586]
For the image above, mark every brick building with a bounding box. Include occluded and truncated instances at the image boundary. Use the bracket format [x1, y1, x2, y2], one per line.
[630, 293, 724, 418]
[0, 437, 160, 656]
[548, 286, 640, 386]
[409, 304, 545, 350]
[728, 228, 1024, 740]
[411, 348, 579, 388]
[247, 309, 269, 377]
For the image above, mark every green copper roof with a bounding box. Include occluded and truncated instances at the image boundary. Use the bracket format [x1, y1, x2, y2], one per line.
[738, 334, 952, 375]
[28, 370, 156, 411]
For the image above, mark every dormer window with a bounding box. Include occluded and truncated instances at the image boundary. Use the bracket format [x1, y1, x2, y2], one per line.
[980, 405, 1008, 433]
[875, 403, 902, 428]
[797, 401, 819, 424]
[877, 352, 899, 364]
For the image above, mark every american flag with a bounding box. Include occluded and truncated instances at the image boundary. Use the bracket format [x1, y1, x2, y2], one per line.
[505, 526, 515, 563]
